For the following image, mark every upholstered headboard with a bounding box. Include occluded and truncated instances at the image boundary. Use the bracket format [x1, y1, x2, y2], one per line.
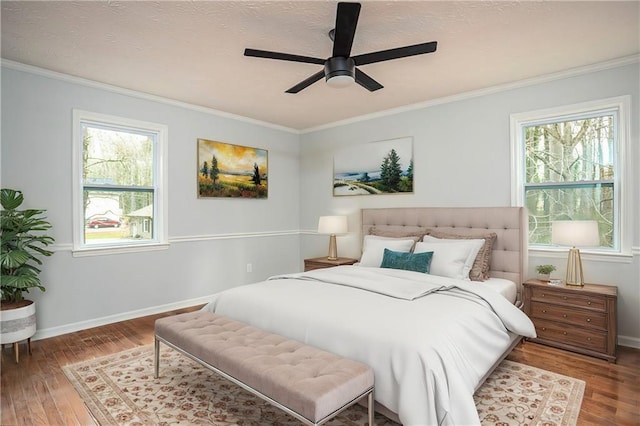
[361, 207, 528, 299]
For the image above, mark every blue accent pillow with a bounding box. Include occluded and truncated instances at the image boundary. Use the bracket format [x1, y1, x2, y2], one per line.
[380, 248, 433, 273]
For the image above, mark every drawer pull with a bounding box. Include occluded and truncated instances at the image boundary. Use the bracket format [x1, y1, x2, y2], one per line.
[587, 301, 592, 305]
[563, 331, 567, 335]
[563, 314, 567, 318]
[563, 296, 567, 300]
[542, 310, 547, 313]
[587, 337, 592, 341]
[541, 327, 546, 331]
[586, 318, 591, 322]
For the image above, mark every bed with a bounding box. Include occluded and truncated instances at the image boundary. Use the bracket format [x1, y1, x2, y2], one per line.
[203, 207, 536, 425]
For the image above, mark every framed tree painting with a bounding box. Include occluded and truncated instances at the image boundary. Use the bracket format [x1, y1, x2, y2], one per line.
[333, 137, 413, 196]
[197, 139, 268, 198]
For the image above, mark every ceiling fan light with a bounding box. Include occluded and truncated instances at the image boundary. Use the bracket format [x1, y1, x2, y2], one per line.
[324, 57, 356, 88]
[327, 74, 355, 88]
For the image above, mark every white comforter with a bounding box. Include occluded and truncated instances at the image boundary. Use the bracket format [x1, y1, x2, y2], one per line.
[203, 266, 536, 426]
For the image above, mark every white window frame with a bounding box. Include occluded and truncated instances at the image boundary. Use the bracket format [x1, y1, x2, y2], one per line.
[72, 110, 169, 256]
[510, 96, 631, 257]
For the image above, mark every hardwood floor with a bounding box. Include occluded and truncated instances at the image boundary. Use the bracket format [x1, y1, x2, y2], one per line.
[2, 305, 638, 425]
[509, 340, 640, 426]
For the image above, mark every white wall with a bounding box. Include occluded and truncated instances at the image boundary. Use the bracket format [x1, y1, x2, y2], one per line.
[3, 60, 639, 348]
[299, 62, 640, 347]
[1, 65, 301, 338]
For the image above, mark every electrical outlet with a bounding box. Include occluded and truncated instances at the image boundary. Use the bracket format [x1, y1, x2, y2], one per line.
[246, 263, 253, 273]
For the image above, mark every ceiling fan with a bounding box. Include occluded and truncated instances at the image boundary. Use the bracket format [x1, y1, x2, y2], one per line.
[244, 2, 438, 93]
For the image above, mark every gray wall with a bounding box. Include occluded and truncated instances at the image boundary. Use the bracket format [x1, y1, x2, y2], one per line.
[2, 61, 639, 347]
[299, 62, 640, 347]
[1, 65, 301, 338]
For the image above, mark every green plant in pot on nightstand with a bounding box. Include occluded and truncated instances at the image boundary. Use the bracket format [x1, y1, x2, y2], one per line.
[535, 264, 556, 281]
[1, 188, 54, 362]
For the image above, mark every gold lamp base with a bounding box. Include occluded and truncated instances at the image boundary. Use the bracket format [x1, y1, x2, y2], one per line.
[564, 247, 585, 286]
[327, 234, 338, 260]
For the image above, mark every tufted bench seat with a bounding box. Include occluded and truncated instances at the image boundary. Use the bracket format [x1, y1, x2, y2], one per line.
[154, 311, 374, 426]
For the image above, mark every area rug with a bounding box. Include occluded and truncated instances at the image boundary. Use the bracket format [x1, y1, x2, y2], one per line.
[62, 346, 585, 426]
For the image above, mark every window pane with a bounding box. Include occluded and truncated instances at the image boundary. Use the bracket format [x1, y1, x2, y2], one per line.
[525, 184, 613, 247]
[524, 115, 614, 184]
[512, 97, 628, 253]
[82, 125, 154, 186]
[83, 190, 154, 245]
[74, 110, 166, 253]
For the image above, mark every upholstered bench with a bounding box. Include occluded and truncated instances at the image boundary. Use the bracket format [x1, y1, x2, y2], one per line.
[154, 311, 374, 426]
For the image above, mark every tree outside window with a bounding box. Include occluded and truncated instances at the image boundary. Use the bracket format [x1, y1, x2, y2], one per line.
[524, 115, 614, 247]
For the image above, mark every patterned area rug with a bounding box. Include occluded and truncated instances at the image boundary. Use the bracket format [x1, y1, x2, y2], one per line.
[63, 346, 584, 426]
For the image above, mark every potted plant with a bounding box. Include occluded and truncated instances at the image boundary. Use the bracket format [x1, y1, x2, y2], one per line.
[535, 264, 556, 281]
[0, 188, 54, 359]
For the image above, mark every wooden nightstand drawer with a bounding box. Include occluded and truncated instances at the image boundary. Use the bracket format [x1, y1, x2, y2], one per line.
[305, 262, 331, 271]
[523, 279, 617, 362]
[530, 286, 606, 311]
[535, 319, 607, 353]
[530, 302, 607, 330]
[304, 257, 358, 272]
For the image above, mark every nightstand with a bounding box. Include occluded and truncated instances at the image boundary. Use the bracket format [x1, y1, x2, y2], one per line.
[523, 279, 617, 362]
[304, 257, 358, 272]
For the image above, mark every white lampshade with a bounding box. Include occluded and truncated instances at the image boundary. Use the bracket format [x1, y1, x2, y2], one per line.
[551, 220, 599, 247]
[317, 215, 348, 235]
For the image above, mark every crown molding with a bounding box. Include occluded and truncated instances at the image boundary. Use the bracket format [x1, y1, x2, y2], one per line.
[0, 59, 300, 134]
[301, 54, 640, 133]
[3, 55, 638, 136]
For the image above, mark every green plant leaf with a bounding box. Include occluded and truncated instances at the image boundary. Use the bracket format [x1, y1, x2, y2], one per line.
[0, 188, 24, 210]
[1, 187, 54, 302]
[0, 249, 32, 269]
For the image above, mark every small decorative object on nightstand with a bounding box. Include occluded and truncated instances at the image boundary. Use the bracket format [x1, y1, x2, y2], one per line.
[304, 257, 358, 272]
[535, 264, 556, 281]
[523, 278, 617, 362]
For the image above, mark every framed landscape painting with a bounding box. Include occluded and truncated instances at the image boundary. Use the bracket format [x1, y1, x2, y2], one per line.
[333, 137, 413, 196]
[197, 139, 268, 198]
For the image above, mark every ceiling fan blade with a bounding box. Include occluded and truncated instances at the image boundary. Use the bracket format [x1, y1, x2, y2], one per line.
[352, 41, 437, 66]
[244, 48, 324, 65]
[355, 68, 383, 91]
[332, 2, 361, 58]
[285, 70, 325, 93]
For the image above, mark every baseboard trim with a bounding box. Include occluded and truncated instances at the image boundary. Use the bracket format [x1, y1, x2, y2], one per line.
[618, 335, 640, 349]
[32, 295, 212, 341]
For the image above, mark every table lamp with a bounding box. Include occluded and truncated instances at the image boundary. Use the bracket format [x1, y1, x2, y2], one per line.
[551, 220, 599, 286]
[317, 216, 348, 260]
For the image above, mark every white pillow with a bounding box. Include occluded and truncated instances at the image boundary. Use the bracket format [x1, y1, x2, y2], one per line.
[359, 235, 416, 267]
[414, 237, 485, 280]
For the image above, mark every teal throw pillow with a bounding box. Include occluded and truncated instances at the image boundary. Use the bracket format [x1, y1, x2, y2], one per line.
[380, 248, 433, 273]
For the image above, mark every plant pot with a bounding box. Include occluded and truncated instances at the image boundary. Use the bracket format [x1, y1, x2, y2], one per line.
[0, 299, 36, 344]
[537, 273, 550, 281]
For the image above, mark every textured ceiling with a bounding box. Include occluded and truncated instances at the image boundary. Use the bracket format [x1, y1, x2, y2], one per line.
[2, 1, 638, 131]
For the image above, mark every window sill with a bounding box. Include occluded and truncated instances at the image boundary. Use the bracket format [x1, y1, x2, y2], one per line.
[72, 242, 170, 257]
[529, 247, 633, 263]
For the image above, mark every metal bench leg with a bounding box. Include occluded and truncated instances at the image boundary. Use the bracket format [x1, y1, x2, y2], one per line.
[368, 390, 374, 426]
[154, 337, 160, 378]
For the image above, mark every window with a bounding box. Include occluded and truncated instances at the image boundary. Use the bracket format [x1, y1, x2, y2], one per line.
[73, 110, 168, 255]
[511, 96, 630, 254]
